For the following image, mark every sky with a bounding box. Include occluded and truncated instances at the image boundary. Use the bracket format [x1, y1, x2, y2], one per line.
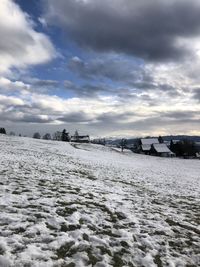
[0, 0, 200, 137]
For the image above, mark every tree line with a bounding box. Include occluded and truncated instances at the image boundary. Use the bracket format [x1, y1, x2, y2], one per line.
[33, 129, 71, 141]
[170, 139, 198, 158]
[0, 128, 73, 141]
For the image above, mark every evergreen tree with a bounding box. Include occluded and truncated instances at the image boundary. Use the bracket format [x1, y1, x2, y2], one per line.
[170, 140, 174, 150]
[74, 130, 79, 141]
[62, 129, 70, 142]
[62, 129, 65, 141]
[158, 136, 164, 143]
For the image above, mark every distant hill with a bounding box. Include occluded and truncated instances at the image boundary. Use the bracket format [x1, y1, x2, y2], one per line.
[162, 135, 200, 142]
[106, 138, 137, 146]
[105, 135, 200, 146]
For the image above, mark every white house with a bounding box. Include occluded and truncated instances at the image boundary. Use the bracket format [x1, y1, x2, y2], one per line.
[139, 138, 159, 154]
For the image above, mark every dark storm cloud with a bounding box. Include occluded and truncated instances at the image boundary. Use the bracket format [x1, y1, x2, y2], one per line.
[45, 0, 200, 61]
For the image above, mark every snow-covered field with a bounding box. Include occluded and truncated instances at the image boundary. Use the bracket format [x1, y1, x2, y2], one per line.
[0, 135, 199, 267]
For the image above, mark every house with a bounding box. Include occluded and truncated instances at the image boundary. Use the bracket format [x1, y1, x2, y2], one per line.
[71, 135, 90, 143]
[164, 140, 171, 147]
[139, 138, 159, 154]
[196, 152, 200, 158]
[151, 143, 175, 157]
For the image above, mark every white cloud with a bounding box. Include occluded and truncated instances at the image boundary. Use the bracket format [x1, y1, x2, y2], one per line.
[0, 89, 199, 135]
[0, 0, 56, 74]
[0, 77, 30, 92]
[0, 94, 24, 106]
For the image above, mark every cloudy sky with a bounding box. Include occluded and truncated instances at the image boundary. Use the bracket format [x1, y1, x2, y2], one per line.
[0, 0, 200, 137]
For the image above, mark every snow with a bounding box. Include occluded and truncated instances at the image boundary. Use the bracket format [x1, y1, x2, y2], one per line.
[152, 143, 172, 153]
[141, 138, 159, 145]
[0, 135, 200, 266]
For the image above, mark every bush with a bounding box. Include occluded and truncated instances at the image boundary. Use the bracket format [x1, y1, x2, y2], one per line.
[0, 128, 6, 134]
[170, 139, 197, 157]
[33, 132, 41, 139]
[43, 133, 51, 140]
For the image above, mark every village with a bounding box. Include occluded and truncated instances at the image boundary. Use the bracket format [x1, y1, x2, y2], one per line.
[57, 129, 200, 159]
[1, 127, 200, 159]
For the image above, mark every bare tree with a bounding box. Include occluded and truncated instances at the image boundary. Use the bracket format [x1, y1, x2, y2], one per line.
[53, 131, 62, 141]
[120, 138, 127, 152]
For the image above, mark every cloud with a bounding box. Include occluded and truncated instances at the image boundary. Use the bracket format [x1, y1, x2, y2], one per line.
[0, 77, 30, 92]
[0, 108, 53, 123]
[0, 94, 24, 106]
[193, 88, 200, 102]
[0, 0, 56, 74]
[161, 110, 197, 120]
[63, 78, 181, 103]
[67, 57, 184, 100]
[68, 56, 146, 83]
[64, 80, 114, 98]
[0, 89, 199, 136]
[29, 78, 60, 88]
[58, 112, 93, 123]
[25, 77, 60, 93]
[20, 114, 53, 123]
[45, 0, 200, 61]
[96, 111, 135, 123]
[0, 76, 61, 96]
[0, 0, 199, 136]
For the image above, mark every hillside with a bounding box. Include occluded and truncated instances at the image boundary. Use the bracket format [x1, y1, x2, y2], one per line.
[0, 135, 199, 267]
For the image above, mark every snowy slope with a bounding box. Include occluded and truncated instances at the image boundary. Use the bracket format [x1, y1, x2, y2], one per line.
[0, 135, 199, 267]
